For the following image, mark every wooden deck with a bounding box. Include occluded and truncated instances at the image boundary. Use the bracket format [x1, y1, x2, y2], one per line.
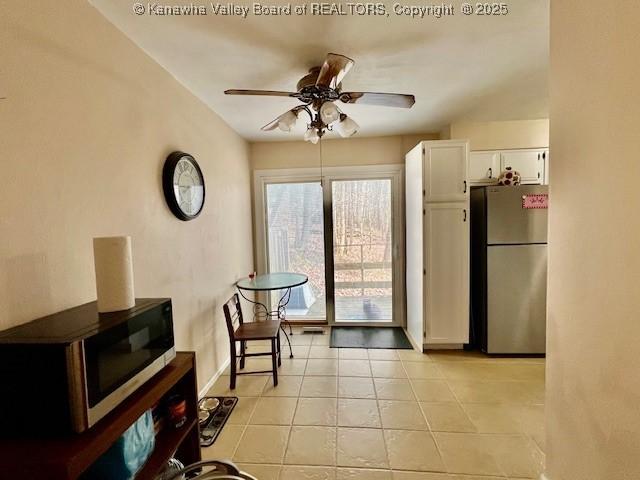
[289, 295, 393, 322]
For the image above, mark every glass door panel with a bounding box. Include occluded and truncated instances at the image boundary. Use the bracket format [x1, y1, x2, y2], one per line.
[265, 182, 326, 320]
[331, 179, 393, 322]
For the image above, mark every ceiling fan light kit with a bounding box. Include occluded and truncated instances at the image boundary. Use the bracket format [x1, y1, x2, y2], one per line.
[225, 53, 415, 143]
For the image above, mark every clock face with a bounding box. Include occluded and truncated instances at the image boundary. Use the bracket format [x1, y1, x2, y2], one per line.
[162, 152, 205, 221]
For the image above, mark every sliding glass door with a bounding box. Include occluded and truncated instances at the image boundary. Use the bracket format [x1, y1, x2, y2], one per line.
[331, 179, 393, 323]
[257, 166, 404, 326]
[265, 182, 326, 320]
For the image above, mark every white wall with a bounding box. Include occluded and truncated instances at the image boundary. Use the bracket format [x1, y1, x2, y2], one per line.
[0, 1, 253, 388]
[546, 1, 640, 478]
[449, 119, 549, 150]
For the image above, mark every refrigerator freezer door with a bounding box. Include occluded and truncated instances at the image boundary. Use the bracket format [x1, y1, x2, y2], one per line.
[486, 186, 548, 245]
[487, 244, 547, 354]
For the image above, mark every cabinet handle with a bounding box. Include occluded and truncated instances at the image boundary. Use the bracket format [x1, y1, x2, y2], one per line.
[463, 181, 467, 193]
[538, 172, 541, 179]
[463, 209, 467, 222]
[488, 168, 492, 179]
[538, 153, 541, 161]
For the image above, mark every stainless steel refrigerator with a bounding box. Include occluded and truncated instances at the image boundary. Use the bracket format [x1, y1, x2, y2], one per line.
[470, 185, 548, 354]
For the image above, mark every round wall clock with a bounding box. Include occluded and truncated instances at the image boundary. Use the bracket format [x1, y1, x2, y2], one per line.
[162, 151, 205, 221]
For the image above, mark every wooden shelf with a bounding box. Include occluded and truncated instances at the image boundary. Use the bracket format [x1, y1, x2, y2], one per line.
[0, 352, 201, 479]
[135, 417, 199, 480]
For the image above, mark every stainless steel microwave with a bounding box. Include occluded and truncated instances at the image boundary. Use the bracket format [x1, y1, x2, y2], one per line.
[0, 298, 175, 434]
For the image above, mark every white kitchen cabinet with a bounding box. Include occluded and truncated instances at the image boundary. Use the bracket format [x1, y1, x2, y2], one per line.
[423, 140, 469, 202]
[406, 141, 470, 349]
[423, 203, 470, 344]
[500, 149, 545, 184]
[469, 151, 500, 184]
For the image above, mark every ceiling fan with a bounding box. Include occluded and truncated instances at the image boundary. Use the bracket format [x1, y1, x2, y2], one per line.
[225, 53, 416, 143]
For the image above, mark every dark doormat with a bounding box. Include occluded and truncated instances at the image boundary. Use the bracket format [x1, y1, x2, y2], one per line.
[330, 327, 413, 349]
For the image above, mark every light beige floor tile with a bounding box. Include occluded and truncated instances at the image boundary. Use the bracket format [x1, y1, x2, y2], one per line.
[301, 376, 338, 397]
[310, 346, 339, 359]
[421, 402, 476, 433]
[291, 345, 311, 358]
[514, 404, 545, 452]
[263, 376, 303, 397]
[294, 397, 338, 426]
[250, 397, 298, 425]
[278, 358, 308, 376]
[392, 472, 451, 480]
[339, 359, 372, 377]
[370, 360, 407, 378]
[449, 476, 505, 480]
[312, 333, 332, 345]
[338, 376, 376, 399]
[378, 400, 428, 430]
[235, 463, 281, 480]
[208, 375, 269, 397]
[484, 434, 544, 478]
[337, 428, 389, 468]
[384, 429, 445, 472]
[374, 378, 416, 400]
[284, 426, 337, 466]
[433, 432, 502, 476]
[290, 333, 314, 345]
[225, 357, 273, 376]
[397, 350, 432, 362]
[337, 468, 392, 479]
[280, 465, 337, 480]
[339, 348, 369, 360]
[426, 351, 488, 362]
[234, 425, 290, 464]
[307, 359, 340, 376]
[368, 349, 400, 361]
[201, 424, 244, 459]
[461, 403, 523, 434]
[410, 379, 457, 402]
[227, 397, 259, 424]
[338, 398, 381, 427]
[447, 380, 542, 405]
[403, 362, 443, 379]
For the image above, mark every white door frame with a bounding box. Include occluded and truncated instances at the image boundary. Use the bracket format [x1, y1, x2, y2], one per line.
[253, 165, 405, 327]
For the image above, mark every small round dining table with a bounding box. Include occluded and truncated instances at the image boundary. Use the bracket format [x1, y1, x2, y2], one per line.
[236, 272, 309, 358]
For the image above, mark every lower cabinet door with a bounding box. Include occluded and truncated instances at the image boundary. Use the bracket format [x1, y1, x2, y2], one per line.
[423, 203, 470, 344]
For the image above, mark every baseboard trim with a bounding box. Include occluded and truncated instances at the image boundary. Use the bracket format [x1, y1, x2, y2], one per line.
[198, 357, 230, 398]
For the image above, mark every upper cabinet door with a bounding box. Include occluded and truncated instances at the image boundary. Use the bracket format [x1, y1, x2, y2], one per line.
[423, 141, 469, 202]
[469, 151, 500, 184]
[500, 150, 545, 184]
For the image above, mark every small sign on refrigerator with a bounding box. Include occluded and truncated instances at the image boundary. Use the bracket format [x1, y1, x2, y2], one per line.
[522, 194, 549, 209]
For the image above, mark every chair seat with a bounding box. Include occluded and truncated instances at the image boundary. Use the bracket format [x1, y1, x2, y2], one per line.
[235, 320, 281, 340]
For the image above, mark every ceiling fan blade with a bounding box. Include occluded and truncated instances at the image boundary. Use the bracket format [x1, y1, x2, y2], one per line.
[315, 53, 355, 89]
[225, 89, 299, 98]
[261, 116, 282, 131]
[339, 92, 415, 108]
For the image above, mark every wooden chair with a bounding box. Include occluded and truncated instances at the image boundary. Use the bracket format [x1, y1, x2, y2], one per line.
[223, 293, 281, 389]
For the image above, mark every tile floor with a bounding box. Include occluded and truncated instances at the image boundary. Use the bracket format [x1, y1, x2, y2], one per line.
[204, 327, 545, 480]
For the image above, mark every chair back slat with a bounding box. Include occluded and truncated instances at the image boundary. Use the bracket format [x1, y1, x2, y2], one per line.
[223, 293, 244, 341]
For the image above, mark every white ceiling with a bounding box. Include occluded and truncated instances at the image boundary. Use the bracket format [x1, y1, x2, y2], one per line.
[90, 1, 549, 141]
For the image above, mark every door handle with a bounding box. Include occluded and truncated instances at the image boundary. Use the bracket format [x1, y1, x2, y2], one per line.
[463, 209, 467, 222]
[463, 181, 467, 193]
[488, 168, 492, 179]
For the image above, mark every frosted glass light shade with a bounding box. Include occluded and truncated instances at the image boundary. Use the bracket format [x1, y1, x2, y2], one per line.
[334, 115, 359, 137]
[277, 110, 298, 132]
[304, 127, 320, 144]
[320, 102, 340, 124]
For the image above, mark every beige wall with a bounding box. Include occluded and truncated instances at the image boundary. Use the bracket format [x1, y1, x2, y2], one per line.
[546, 1, 640, 479]
[0, 1, 253, 389]
[250, 133, 439, 171]
[449, 119, 549, 151]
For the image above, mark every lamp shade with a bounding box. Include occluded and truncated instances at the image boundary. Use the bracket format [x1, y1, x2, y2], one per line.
[334, 115, 359, 137]
[277, 110, 298, 132]
[304, 127, 320, 144]
[320, 101, 340, 124]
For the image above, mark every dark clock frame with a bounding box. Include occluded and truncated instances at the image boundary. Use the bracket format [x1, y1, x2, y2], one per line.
[162, 151, 206, 221]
